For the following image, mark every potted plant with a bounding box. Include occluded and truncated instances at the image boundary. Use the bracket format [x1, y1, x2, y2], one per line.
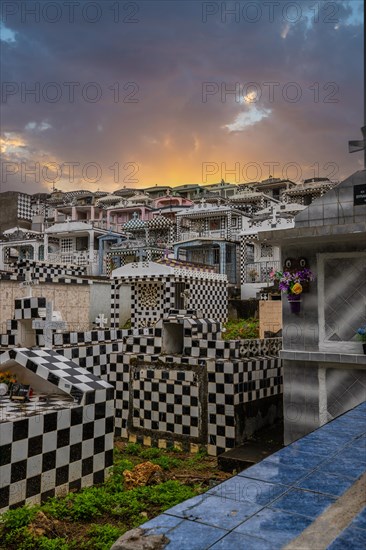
[270, 268, 315, 314]
[357, 326, 366, 354]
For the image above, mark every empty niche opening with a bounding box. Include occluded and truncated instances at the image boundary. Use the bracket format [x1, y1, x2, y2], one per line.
[162, 322, 184, 355]
[17, 320, 36, 347]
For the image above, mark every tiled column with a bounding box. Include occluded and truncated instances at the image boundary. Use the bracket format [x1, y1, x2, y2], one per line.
[219, 242, 226, 276]
[44, 233, 49, 261]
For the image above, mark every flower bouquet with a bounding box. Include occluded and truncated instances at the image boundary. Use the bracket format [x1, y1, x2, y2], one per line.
[0, 371, 17, 395]
[270, 268, 315, 313]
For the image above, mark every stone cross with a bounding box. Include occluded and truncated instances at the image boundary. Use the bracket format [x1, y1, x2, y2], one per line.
[32, 301, 67, 348]
[20, 271, 39, 298]
[180, 289, 191, 309]
[95, 313, 108, 329]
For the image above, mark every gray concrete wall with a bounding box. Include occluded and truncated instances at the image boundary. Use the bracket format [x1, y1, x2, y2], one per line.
[89, 281, 112, 325]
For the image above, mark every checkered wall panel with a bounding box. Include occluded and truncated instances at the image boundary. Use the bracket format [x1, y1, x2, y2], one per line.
[14, 297, 46, 320]
[207, 357, 283, 455]
[17, 194, 33, 221]
[0, 400, 114, 513]
[16, 260, 87, 279]
[111, 274, 227, 328]
[110, 353, 131, 437]
[57, 341, 123, 380]
[0, 321, 18, 348]
[53, 329, 125, 348]
[110, 342, 282, 456]
[110, 281, 120, 328]
[182, 278, 227, 323]
[131, 365, 201, 439]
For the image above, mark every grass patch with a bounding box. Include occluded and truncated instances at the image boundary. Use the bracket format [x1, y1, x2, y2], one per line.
[0, 441, 231, 550]
[223, 317, 259, 340]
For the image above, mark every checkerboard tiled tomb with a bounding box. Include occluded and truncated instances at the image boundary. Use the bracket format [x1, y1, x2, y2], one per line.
[110, 261, 228, 328]
[0, 280, 283, 507]
[109, 316, 282, 456]
[0, 348, 114, 513]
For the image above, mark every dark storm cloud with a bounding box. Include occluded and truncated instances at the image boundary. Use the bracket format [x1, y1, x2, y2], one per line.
[0, 0, 363, 193]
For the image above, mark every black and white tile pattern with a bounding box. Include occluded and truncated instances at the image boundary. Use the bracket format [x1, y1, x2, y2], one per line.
[0, 348, 113, 405]
[131, 366, 200, 438]
[17, 194, 33, 221]
[14, 297, 46, 320]
[0, 347, 114, 513]
[16, 260, 87, 279]
[111, 271, 227, 328]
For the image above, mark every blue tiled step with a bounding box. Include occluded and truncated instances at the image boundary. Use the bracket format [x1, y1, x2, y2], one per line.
[138, 401, 366, 549]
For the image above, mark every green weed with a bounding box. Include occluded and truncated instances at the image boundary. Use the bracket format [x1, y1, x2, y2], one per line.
[1, 506, 39, 530]
[124, 443, 142, 455]
[139, 447, 163, 459]
[223, 318, 259, 340]
[86, 524, 123, 550]
[152, 456, 182, 470]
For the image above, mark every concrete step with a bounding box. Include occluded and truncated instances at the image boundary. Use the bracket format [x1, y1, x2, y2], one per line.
[218, 422, 284, 473]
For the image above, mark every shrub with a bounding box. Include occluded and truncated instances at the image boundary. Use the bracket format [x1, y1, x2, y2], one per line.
[223, 318, 259, 340]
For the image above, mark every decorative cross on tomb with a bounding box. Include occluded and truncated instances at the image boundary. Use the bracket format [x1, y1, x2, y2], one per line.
[95, 313, 108, 329]
[180, 289, 191, 310]
[20, 271, 39, 298]
[32, 301, 67, 348]
[349, 126, 366, 168]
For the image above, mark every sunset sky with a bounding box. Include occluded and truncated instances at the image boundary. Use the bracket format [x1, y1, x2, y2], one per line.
[0, 0, 364, 194]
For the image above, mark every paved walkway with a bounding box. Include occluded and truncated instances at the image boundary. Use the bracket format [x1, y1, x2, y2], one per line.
[140, 402, 366, 549]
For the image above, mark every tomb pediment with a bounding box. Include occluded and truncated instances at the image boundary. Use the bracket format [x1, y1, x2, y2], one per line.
[0, 348, 112, 406]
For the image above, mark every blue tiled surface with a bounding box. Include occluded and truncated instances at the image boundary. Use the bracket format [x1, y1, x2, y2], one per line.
[269, 487, 336, 518]
[166, 494, 262, 530]
[234, 508, 313, 546]
[162, 521, 227, 549]
[317, 455, 366, 480]
[296, 470, 356, 497]
[141, 513, 183, 534]
[327, 524, 366, 549]
[352, 506, 366, 532]
[210, 531, 275, 549]
[206, 476, 287, 506]
[237, 460, 308, 485]
[141, 402, 366, 549]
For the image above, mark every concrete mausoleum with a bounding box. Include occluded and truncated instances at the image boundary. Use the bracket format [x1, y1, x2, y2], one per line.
[259, 169, 366, 444]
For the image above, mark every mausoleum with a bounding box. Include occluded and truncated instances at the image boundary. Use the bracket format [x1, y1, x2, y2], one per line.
[258, 169, 366, 443]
